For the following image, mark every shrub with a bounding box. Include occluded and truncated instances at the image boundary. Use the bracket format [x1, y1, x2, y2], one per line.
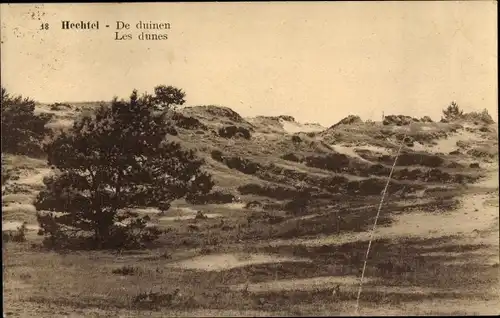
[35, 86, 214, 250]
[245, 200, 263, 209]
[463, 109, 495, 125]
[171, 112, 206, 130]
[291, 135, 302, 143]
[223, 156, 260, 174]
[1, 87, 53, 156]
[238, 183, 308, 200]
[279, 115, 295, 122]
[382, 115, 415, 126]
[218, 125, 251, 139]
[284, 189, 311, 216]
[381, 152, 444, 168]
[210, 149, 224, 162]
[304, 153, 350, 172]
[186, 189, 235, 204]
[281, 153, 302, 162]
[111, 265, 138, 276]
[330, 115, 363, 129]
[49, 103, 72, 111]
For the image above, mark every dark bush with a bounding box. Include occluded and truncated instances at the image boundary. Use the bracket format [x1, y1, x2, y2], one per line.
[186, 190, 236, 204]
[469, 162, 480, 168]
[291, 135, 302, 143]
[223, 156, 260, 174]
[171, 112, 206, 130]
[279, 115, 295, 122]
[49, 103, 72, 111]
[211, 149, 224, 162]
[1, 87, 53, 156]
[425, 168, 452, 183]
[111, 265, 138, 276]
[281, 153, 302, 162]
[383, 115, 415, 126]
[462, 109, 495, 125]
[467, 148, 495, 159]
[284, 190, 312, 216]
[218, 125, 251, 139]
[238, 183, 306, 200]
[329, 115, 363, 129]
[304, 153, 350, 172]
[381, 152, 444, 168]
[394, 168, 422, 181]
[245, 200, 263, 209]
[346, 178, 412, 196]
[367, 164, 391, 176]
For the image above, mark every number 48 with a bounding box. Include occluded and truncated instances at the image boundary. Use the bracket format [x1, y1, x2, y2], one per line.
[40, 23, 49, 30]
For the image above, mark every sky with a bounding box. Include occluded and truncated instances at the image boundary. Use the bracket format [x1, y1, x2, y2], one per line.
[1, 2, 497, 126]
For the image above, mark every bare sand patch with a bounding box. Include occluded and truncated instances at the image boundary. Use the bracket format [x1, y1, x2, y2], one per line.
[16, 168, 52, 187]
[2, 193, 35, 204]
[2, 203, 36, 214]
[282, 121, 324, 134]
[429, 130, 483, 154]
[130, 207, 161, 214]
[168, 253, 310, 271]
[159, 213, 222, 222]
[472, 169, 499, 189]
[45, 119, 74, 130]
[410, 142, 429, 152]
[221, 202, 246, 210]
[2, 221, 40, 231]
[297, 213, 319, 221]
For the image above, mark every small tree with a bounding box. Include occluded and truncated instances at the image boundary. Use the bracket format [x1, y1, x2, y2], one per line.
[35, 86, 214, 249]
[1, 87, 53, 156]
[442, 101, 463, 121]
[152, 85, 186, 111]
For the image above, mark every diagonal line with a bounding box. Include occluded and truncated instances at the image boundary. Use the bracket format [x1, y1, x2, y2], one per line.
[353, 131, 408, 316]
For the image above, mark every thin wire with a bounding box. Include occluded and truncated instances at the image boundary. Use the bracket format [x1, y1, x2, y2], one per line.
[353, 131, 408, 316]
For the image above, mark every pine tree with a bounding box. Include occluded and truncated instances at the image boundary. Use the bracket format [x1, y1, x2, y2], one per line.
[442, 101, 463, 121]
[35, 87, 213, 249]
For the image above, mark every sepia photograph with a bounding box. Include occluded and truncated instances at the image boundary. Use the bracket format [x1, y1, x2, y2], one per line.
[1, 2, 498, 316]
